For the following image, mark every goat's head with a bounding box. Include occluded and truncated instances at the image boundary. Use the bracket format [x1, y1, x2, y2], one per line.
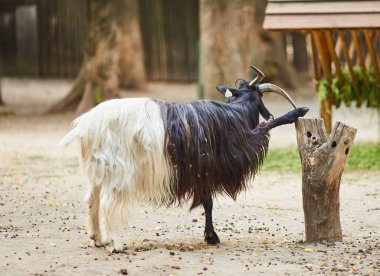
[216, 65, 297, 121]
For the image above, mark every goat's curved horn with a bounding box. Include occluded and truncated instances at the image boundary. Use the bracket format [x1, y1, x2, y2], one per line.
[257, 83, 297, 109]
[249, 65, 265, 87]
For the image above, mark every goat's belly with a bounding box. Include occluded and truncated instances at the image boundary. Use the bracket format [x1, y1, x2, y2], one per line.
[77, 98, 175, 206]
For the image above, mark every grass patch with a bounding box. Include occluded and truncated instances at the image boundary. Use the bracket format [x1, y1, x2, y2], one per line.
[261, 148, 301, 172]
[347, 143, 380, 170]
[262, 143, 380, 172]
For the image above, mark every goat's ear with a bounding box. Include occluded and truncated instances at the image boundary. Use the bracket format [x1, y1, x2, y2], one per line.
[216, 86, 242, 97]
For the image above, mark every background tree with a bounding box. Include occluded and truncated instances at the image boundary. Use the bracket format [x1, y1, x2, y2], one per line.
[292, 32, 309, 76]
[199, 0, 256, 100]
[253, 0, 299, 89]
[50, 0, 146, 114]
[199, 0, 303, 100]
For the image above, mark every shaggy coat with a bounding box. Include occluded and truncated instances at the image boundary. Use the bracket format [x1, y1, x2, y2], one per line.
[159, 99, 269, 209]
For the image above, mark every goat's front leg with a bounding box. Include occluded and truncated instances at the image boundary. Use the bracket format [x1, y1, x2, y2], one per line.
[262, 107, 309, 131]
[202, 197, 220, 244]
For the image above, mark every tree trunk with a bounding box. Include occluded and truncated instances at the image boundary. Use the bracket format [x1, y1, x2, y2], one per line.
[254, 0, 297, 89]
[50, 0, 146, 115]
[199, 0, 256, 100]
[118, 0, 146, 89]
[295, 117, 357, 242]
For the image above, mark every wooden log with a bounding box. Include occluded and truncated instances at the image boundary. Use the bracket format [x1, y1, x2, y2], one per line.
[295, 117, 357, 242]
[309, 32, 321, 81]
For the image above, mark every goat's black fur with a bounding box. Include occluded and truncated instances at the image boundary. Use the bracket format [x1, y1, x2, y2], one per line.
[156, 83, 271, 210]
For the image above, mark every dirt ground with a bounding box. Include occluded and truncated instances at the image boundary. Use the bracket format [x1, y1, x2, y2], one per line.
[0, 79, 379, 275]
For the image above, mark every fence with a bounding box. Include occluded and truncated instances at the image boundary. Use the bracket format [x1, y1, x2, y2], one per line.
[0, 0, 200, 81]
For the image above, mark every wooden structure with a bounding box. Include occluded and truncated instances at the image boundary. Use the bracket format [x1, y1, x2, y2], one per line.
[0, 0, 199, 81]
[0, 0, 88, 78]
[264, 0, 380, 133]
[295, 118, 356, 242]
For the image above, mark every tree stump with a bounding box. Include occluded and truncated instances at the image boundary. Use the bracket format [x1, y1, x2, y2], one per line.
[295, 117, 357, 242]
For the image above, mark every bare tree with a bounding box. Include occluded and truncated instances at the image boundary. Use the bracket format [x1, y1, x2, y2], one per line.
[50, 0, 146, 114]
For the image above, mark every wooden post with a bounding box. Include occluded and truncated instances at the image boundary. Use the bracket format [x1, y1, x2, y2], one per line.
[338, 32, 361, 107]
[311, 31, 333, 133]
[295, 117, 357, 242]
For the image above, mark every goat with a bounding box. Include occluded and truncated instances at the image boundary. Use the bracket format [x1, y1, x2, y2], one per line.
[60, 66, 308, 252]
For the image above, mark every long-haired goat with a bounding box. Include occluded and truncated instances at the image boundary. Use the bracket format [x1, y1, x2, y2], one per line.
[60, 66, 308, 252]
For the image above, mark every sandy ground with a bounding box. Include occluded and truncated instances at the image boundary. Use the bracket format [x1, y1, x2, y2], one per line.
[0, 79, 379, 275]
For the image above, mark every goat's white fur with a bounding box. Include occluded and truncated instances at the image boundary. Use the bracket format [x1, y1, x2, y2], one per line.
[60, 98, 174, 251]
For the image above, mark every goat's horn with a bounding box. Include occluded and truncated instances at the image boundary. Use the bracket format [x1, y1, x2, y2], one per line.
[249, 65, 265, 87]
[257, 83, 297, 109]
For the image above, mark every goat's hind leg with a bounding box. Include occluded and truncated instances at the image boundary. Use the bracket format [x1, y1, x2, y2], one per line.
[86, 185, 102, 247]
[202, 197, 220, 244]
[98, 189, 124, 253]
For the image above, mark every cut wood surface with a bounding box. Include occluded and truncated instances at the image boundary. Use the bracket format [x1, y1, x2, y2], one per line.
[295, 117, 357, 242]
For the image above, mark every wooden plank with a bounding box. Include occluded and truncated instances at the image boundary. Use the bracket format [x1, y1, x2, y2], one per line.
[263, 14, 380, 30]
[338, 32, 361, 106]
[324, 30, 343, 87]
[266, 1, 380, 15]
[351, 31, 370, 90]
[364, 30, 380, 84]
[312, 32, 332, 82]
[335, 35, 343, 61]
[309, 33, 321, 81]
[312, 31, 333, 133]
[348, 36, 356, 66]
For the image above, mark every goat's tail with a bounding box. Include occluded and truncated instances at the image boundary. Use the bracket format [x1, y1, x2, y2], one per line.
[57, 126, 80, 148]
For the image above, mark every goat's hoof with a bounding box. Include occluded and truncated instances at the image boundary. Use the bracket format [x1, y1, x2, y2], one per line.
[289, 107, 309, 121]
[90, 234, 103, 247]
[105, 239, 124, 253]
[295, 107, 309, 118]
[204, 230, 220, 245]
